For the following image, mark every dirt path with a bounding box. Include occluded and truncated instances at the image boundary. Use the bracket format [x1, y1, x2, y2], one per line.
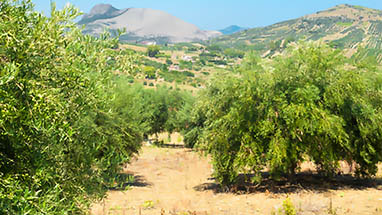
[91, 145, 382, 215]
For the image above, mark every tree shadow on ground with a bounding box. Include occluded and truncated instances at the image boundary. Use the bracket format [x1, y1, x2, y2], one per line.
[154, 143, 186, 149]
[194, 172, 382, 194]
[108, 173, 152, 191]
[146, 138, 186, 149]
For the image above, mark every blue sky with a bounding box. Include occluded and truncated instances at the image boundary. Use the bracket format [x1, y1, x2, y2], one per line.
[31, 0, 382, 30]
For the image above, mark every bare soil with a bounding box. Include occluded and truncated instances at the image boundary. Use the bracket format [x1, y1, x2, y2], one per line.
[91, 142, 382, 215]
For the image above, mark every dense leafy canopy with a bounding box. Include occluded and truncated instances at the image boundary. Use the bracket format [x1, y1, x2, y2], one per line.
[0, 0, 141, 213]
[186, 42, 382, 186]
[147, 45, 160, 58]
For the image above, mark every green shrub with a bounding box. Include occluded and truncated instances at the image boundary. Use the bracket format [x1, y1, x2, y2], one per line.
[224, 48, 245, 58]
[183, 71, 195, 77]
[143, 66, 156, 79]
[166, 59, 173, 65]
[179, 60, 193, 70]
[147, 45, 160, 57]
[281, 198, 296, 215]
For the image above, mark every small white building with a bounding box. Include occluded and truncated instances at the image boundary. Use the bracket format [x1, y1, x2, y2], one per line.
[141, 41, 157, 46]
[182, 55, 192, 62]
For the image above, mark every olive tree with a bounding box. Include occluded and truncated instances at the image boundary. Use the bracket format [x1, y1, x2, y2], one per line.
[0, 1, 141, 213]
[195, 42, 382, 186]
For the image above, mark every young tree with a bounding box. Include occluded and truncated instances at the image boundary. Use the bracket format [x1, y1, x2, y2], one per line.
[147, 45, 160, 57]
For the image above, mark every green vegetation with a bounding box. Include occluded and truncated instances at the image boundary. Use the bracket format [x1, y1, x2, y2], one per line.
[224, 48, 245, 58]
[353, 5, 366, 10]
[0, 1, 194, 213]
[2, 1, 382, 214]
[159, 70, 195, 83]
[0, 1, 142, 213]
[330, 29, 365, 49]
[113, 81, 194, 139]
[147, 45, 160, 57]
[143, 66, 157, 79]
[206, 5, 382, 61]
[336, 22, 353, 27]
[183, 42, 382, 186]
[272, 198, 297, 215]
[282, 198, 297, 215]
[179, 60, 193, 70]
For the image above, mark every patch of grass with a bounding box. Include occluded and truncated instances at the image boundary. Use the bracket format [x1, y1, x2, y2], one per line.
[281, 197, 297, 215]
[272, 197, 297, 215]
[141, 200, 155, 210]
[177, 135, 182, 143]
[336, 22, 353, 27]
[353, 5, 366, 10]
[109, 205, 122, 211]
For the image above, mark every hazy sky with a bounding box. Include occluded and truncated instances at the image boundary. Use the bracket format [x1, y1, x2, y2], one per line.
[31, 0, 382, 30]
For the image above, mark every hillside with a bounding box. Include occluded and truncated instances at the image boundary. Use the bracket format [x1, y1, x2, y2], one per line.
[208, 4, 382, 61]
[79, 4, 222, 44]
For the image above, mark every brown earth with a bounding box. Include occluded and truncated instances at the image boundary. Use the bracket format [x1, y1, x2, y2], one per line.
[91, 140, 382, 215]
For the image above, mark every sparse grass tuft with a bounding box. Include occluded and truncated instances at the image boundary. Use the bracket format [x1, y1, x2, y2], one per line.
[272, 197, 297, 215]
[281, 197, 297, 215]
[328, 198, 338, 215]
[141, 200, 155, 210]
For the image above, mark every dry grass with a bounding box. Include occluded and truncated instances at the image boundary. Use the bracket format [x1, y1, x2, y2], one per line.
[121, 44, 148, 53]
[91, 139, 382, 215]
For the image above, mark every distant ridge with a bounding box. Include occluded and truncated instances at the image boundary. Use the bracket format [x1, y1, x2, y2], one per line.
[79, 4, 222, 44]
[219, 25, 247, 35]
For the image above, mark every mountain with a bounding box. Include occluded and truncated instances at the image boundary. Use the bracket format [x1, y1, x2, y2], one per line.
[208, 4, 382, 61]
[79, 4, 222, 44]
[219, 25, 247, 35]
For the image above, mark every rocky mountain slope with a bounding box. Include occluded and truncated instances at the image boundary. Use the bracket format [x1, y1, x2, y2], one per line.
[79, 4, 222, 44]
[208, 4, 382, 61]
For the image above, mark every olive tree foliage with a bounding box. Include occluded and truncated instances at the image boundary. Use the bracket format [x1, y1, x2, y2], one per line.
[112, 78, 194, 141]
[191, 42, 382, 186]
[147, 45, 160, 58]
[136, 85, 193, 137]
[176, 93, 201, 148]
[0, 0, 141, 213]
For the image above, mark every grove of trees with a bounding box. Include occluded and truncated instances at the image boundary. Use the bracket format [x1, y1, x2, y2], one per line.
[182, 43, 382, 186]
[0, 1, 192, 213]
[0, 1, 144, 213]
[2, 0, 382, 214]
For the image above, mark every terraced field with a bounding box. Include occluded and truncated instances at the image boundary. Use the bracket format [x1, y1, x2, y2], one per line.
[207, 4, 382, 61]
